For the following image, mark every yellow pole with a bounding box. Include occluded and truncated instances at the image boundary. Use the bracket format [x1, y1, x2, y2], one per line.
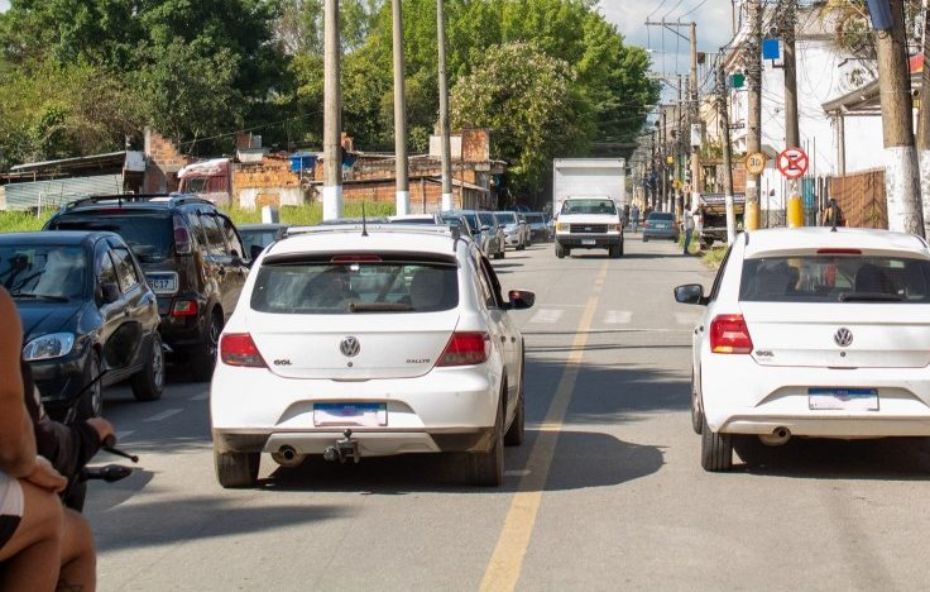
[786, 179, 804, 228]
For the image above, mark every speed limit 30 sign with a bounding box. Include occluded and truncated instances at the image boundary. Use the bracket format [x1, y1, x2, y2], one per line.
[745, 152, 766, 176]
[777, 147, 809, 180]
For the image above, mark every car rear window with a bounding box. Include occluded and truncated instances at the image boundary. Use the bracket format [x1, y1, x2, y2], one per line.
[740, 255, 930, 303]
[251, 256, 459, 314]
[50, 213, 173, 262]
[647, 213, 674, 221]
[497, 213, 517, 224]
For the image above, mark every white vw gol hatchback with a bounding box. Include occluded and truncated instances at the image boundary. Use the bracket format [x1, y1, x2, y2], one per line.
[210, 224, 534, 488]
[675, 227, 930, 471]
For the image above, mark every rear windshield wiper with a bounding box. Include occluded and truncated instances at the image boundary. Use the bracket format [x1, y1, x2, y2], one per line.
[348, 302, 414, 313]
[839, 292, 903, 303]
[12, 293, 69, 303]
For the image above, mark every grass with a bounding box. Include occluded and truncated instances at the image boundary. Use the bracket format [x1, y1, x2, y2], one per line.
[0, 202, 398, 233]
[702, 246, 728, 269]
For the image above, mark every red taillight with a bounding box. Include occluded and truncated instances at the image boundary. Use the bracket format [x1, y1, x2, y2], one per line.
[331, 254, 383, 263]
[709, 314, 754, 354]
[220, 333, 267, 368]
[817, 248, 861, 255]
[170, 299, 199, 317]
[437, 332, 490, 367]
[173, 215, 192, 255]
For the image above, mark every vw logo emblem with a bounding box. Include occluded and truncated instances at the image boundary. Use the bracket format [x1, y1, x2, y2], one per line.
[834, 328, 853, 348]
[340, 336, 361, 357]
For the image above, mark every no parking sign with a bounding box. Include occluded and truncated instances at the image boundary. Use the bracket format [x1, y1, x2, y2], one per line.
[776, 147, 809, 180]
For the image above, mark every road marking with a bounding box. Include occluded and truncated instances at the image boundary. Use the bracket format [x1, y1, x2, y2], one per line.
[675, 312, 701, 325]
[115, 430, 134, 441]
[528, 308, 563, 324]
[144, 408, 182, 422]
[189, 392, 209, 402]
[604, 310, 632, 324]
[480, 261, 608, 592]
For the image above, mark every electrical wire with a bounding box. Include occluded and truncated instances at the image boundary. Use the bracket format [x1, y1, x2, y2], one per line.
[679, 0, 711, 18]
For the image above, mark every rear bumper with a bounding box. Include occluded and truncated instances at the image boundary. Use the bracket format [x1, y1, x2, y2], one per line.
[556, 233, 621, 248]
[643, 229, 678, 240]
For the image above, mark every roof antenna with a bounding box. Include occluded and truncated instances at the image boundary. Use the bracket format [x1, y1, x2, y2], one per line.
[361, 201, 369, 237]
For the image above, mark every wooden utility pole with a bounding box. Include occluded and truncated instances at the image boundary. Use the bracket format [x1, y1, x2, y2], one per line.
[717, 62, 737, 244]
[661, 109, 669, 212]
[745, 0, 763, 231]
[783, 0, 804, 228]
[874, 0, 924, 236]
[689, 21, 702, 218]
[677, 74, 685, 217]
[918, 0, 930, 236]
[436, 0, 453, 212]
[322, 0, 343, 221]
[392, 0, 409, 216]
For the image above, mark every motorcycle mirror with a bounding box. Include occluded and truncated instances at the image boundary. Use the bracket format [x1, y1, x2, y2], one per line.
[103, 321, 143, 370]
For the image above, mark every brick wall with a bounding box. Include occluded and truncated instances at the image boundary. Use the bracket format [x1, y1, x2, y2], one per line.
[233, 156, 304, 209]
[143, 128, 191, 193]
[462, 129, 489, 163]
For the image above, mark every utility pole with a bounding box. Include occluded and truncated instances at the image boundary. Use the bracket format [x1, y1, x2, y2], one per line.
[689, 21, 702, 219]
[677, 74, 685, 217]
[783, 0, 803, 228]
[322, 0, 343, 221]
[918, 0, 930, 236]
[717, 62, 737, 244]
[873, 0, 924, 236]
[436, 0, 453, 211]
[661, 109, 668, 212]
[745, 0, 763, 231]
[392, 0, 409, 216]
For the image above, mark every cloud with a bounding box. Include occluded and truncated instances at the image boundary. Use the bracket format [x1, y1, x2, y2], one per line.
[0, 0, 9, 12]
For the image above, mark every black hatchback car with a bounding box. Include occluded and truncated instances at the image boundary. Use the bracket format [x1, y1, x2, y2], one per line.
[1, 231, 163, 420]
[45, 194, 249, 381]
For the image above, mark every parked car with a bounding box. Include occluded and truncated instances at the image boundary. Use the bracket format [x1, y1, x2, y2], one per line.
[45, 193, 249, 382]
[496, 211, 530, 250]
[642, 212, 679, 242]
[238, 223, 289, 260]
[455, 210, 504, 259]
[478, 211, 507, 260]
[2, 231, 164, 420]
[676, 227, 930, 472]
[525, 213, 551, 242]
[211, 223, 535, 488]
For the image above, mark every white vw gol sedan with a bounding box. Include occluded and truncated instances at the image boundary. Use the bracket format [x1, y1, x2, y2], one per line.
[675, 227, 930, 472]
[211, 224, 534, 488]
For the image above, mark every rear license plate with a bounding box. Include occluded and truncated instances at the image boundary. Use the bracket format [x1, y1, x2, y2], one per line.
[146, 273, 178, 295]
[314, 403, 387, 427]
[582, 239, 596, 246]
[808, 388, 879, 411]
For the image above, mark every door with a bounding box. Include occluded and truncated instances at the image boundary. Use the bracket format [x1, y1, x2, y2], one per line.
[476, 253, 518, 408]
[95, 243, 125, 355]
[109, 244, 152, 370]
[200, 213, 235, 318]
[218, 214, 249, 313]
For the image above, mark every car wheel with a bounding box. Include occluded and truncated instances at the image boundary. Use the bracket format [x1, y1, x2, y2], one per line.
[701, 416, 733, 472]
[77, 350, 103, 420]
[191, 311, 222, 383]
[468, 399, 504, 486]
[690, 371, 704, 435]
[608, 245, 621, 259]
[642, 236, 649, 242]
[618, 239, 624, 257]
[215, 449, 260, 489]
[131, 333, 165, 402]
[505, 355, 526, 447]
[555, 243, 566, 259]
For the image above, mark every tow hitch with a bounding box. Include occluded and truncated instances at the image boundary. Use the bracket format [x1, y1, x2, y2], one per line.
[323, 429, 361, 464]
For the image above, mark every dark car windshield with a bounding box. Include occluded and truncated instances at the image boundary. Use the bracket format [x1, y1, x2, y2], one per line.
[252, 258, 458, 314]
[459, 213, 479, 232]
[240, 230, 281, 254]
[49, 213, 173, 262]
[561, 200, 616, 215]
[496, 213, 517, 224]
[740, 255, 930, 303]
[0, 245, 86, 300]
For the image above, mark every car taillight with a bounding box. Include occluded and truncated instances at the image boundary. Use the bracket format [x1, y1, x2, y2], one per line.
[710, 314, 754, 354]
[173, 215, 192, 255]
[437, 332, 490, 367]
[171, 299, 199, 317]
[220, 333, 267, 368]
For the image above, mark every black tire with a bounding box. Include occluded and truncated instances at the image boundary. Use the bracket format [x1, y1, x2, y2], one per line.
[642, 236, 649, 243]
[517, 242, 526, 251]
[505, 356, 526, 447]
[468, 399, 504, 486]
[609, 245, 621, 259]
[555, 243, 566, 259]
[77, 350, 103, 420]
[131, 334, 165, 402]
[690, 371, 704, 435]
[191, 311, 222, 383]
[618, 239, 624, 257]
[701, 416, 733, 472]
[215, 449, 260, 488]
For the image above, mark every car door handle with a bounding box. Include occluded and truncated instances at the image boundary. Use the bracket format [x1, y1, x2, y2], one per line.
[500, 336, 507, 343]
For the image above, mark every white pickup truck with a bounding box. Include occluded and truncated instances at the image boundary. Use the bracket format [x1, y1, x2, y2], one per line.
[554, 197, 625, 258]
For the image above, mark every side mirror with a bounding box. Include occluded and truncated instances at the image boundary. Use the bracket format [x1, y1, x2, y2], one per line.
[480, 225, 491, 232]
[100, 282, 121, 304]
[250, 244, 265, 261]
[103, 321, 143, 369]
[674, 284, 707, 306]
[508, 289, 536, 310]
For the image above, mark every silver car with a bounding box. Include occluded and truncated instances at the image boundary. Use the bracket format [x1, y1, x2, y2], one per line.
[478, 211, 507, 260]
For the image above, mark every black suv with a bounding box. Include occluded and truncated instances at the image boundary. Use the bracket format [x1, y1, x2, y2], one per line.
[45, 194, 249, 381]
[1, 231, 163, 420]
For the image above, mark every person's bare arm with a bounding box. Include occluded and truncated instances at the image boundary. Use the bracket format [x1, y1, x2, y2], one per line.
[0, 288, 37, 477]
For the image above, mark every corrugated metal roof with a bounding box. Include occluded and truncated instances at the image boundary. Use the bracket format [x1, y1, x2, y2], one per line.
[3, 175, 124, 211]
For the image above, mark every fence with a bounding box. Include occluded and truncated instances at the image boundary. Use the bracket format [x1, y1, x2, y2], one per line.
[828, 169, 887, 229]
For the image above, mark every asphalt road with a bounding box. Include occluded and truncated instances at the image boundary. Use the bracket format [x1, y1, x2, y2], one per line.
[88, 235, 930, 591]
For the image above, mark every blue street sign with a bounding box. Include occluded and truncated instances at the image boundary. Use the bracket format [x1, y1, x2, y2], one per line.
[866, 0, 893, 30]
[762, 38, 780, 60]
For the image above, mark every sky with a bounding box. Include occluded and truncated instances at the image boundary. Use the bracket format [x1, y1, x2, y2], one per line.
[0, 1, 7, 12]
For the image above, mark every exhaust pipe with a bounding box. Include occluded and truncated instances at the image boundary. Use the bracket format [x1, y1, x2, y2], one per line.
[271, 445, 305, 468]
[759, 426, 791, 447]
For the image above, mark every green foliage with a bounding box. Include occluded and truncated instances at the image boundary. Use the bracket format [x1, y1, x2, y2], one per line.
[0, 210, 54, 233]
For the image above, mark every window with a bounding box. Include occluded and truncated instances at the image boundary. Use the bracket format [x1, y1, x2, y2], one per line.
[110, 248, 140, 293]
[0, 245, 86, 300]
[472, 257, 495, 309]
[97, 249, 118, 286]
[739, 254, 930, 303]
[478, 213, 495, 228]
[496, 213, 517, 224]
[201, 215, 228, 256]
[220, 216, 244, 258]
[708, 246, 732, 302]
[50, 214, 173, 262]
[561, 200, 617, 215]
[479, 257, 505, 308]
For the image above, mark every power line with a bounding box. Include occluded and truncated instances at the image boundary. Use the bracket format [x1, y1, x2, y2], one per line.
[679, 0, 711, 18]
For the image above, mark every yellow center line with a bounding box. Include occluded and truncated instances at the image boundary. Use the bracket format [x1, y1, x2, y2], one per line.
[479, 261, 609, 592]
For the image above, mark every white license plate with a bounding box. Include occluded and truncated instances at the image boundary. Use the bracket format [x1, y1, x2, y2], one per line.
[808, 388, 879, 411]
[582, 239, 596, 246]
[146, 274, 178, 295]
[314, 403, 387, 427]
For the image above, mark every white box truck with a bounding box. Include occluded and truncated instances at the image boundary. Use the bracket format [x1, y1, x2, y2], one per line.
[552, 158, 626, 258]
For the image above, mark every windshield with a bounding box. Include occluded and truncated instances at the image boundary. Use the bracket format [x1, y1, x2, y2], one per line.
[740, 255, 930, 303]
[478, 213, 495, 227]
[561, 200, 616, 215]
[240, 230, 281, 254]
[459, 213, 479, 232]
[497, 213, 517, 224]
[50, 213, 173, 262]
[251, 258, 459, 314]
[0, 245, 86, 300]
